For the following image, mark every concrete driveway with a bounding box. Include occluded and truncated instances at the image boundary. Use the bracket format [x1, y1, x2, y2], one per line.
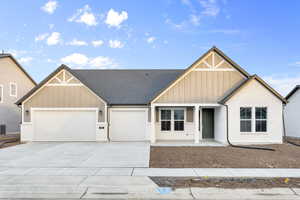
[0, 142, 150, 168]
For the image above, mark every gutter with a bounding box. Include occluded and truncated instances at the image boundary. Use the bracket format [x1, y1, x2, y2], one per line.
[223, 104, 275, 151]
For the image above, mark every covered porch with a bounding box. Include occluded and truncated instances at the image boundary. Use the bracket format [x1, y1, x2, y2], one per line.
[150, 103, 227, 144]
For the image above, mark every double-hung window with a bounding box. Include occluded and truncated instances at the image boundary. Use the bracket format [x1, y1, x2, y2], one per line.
[255, 107, 267, 132]
[240, 107, 252, 132]
[160, 110, 171, 131]
[174, 110, 184, 131]
[160, 109, 185, 131]
[10, 83, 17, 97]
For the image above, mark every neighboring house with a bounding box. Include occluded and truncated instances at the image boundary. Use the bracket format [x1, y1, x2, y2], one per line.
[0, 54, 36, 134]
[284, 85, 300, 138]
[16, 47, 286, 144]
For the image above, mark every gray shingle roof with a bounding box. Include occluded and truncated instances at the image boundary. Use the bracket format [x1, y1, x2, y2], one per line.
[72, 69, 183, 105]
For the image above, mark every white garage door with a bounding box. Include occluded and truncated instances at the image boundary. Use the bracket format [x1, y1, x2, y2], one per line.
[110, 109, 147, 141]
[33, 109, 96, 141]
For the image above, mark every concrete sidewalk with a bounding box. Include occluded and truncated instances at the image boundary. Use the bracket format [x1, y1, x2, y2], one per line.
[1, 167, 300, 177]
[0, 175, 299, 199]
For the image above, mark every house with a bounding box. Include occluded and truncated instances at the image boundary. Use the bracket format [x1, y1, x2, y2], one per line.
[284, 85, 300, 138]
[0, 54, 36, 134]
[16, 47, 286, 144]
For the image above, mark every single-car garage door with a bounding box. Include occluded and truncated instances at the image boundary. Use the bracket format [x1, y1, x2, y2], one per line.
[110, 108, 147, 141]
[33, 109, 96, 141]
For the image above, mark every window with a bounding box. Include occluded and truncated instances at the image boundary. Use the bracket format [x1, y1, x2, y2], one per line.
[240, 107, 252, 132]
[255, 107, 267, 132]
[174, 110, 184, 131]
[10, 83, 17, 97]
[0, 85, 3, 103]
[160, 109, 171, 131]
[160, 108, 185, 131]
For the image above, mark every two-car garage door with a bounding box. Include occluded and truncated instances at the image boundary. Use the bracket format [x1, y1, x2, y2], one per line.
[32, 108, 148, 141]
[33, 109, 96, 141]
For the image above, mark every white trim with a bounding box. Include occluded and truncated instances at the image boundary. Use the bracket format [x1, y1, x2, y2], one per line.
[55, 77, 62, 83]
[194, 106, 200, 143]
[0, 84, 3, 103]
[193, 68, 235, 71]
[152, 103, 221, 107]
[31, 107, 99, 111]
[203, 60, 212, 68]
[215, 60, 225, 68]
[159, 107, 187, 132]
[9, 82, 17, 97]
[66, 76, 74, 83]
[46, 83, 83, 86]
[151, 52, 213, 103]
[22, 69, 107, 106]
[212, 52, 215, 68]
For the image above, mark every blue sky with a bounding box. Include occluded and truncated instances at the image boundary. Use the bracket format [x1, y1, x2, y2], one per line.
[0, 0, 300, 95]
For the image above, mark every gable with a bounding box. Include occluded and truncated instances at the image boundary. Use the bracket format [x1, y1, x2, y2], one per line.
[153, 50, 247, 103]
[226, 78, 283, 105]
[23, 68, 106, 122]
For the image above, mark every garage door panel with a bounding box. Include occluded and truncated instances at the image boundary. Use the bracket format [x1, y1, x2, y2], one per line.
[34, 110, 96, 141]
[110, 109, 147, 141]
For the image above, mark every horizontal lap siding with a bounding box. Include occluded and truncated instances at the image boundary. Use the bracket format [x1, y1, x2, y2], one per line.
[23, 86, 105, 122]
[155, 71, 245, 103]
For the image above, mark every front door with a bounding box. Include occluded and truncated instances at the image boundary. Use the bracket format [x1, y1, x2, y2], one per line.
[202, 108, 214, 139]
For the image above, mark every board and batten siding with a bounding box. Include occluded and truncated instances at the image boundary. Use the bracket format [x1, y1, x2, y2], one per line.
[154, 70, 245, 103]
[23, 85, 106, 122]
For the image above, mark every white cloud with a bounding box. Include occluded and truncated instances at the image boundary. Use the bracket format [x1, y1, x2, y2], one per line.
[189, 14, 200, 26]
[6, 49, 27, 57]
[68, 5, 97, 26]
[61, 53, 89, 66]
[109, 40, 124, 48]
[35, 33, 49, 42]
[67, 39, 88, 46]
[91, 40, 104, 47]
[105, 9, 128, 28]
[147, 37, 156, 44]
[89, 56, 116, 68]
[41, 1, 58, 14]
[46, 32, 61, 45]
[199, 0, 220, 17]
[263, 74, 300, 96]
[61, 53, 117, 68]
[19, 57, 33, 64]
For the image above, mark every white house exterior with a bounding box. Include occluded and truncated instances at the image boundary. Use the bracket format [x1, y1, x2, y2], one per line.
[16, 47, 286, 144]
[284, 85, 300, 138]
[0, 54, 36, 134]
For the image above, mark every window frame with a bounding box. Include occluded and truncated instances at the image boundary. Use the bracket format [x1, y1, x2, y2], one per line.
[173, 109, 185, 131]
[159, 108, 186, 132]
[9, 82, 17, 97]
[240, 107, 252, 132]
[0, 84, 3, 103]
[255, 107, 267, 132]
[160, 109, 172, 132]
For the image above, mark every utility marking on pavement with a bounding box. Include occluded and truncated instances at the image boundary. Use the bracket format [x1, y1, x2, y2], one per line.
[156, 187, 172, 194]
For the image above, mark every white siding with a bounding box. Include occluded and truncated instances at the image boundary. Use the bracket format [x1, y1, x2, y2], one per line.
[226, 79, 283, 144]
[284, 90, 300, 138]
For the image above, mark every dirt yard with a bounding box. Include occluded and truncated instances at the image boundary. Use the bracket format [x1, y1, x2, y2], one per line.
[151, 177, 300, 189]
[150, 141, 300, 168]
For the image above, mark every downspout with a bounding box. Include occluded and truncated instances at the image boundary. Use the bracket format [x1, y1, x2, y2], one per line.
[224, 104, 275, 151]
[282, 104, 300, 146]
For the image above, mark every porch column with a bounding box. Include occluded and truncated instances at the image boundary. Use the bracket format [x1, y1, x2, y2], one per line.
[150, 105, 156, 143]
[194, 105, 200, 143]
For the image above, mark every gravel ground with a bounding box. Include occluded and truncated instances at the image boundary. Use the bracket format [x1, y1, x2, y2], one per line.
[151, 177, 300, 189]
[150, 140, 300, 168]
